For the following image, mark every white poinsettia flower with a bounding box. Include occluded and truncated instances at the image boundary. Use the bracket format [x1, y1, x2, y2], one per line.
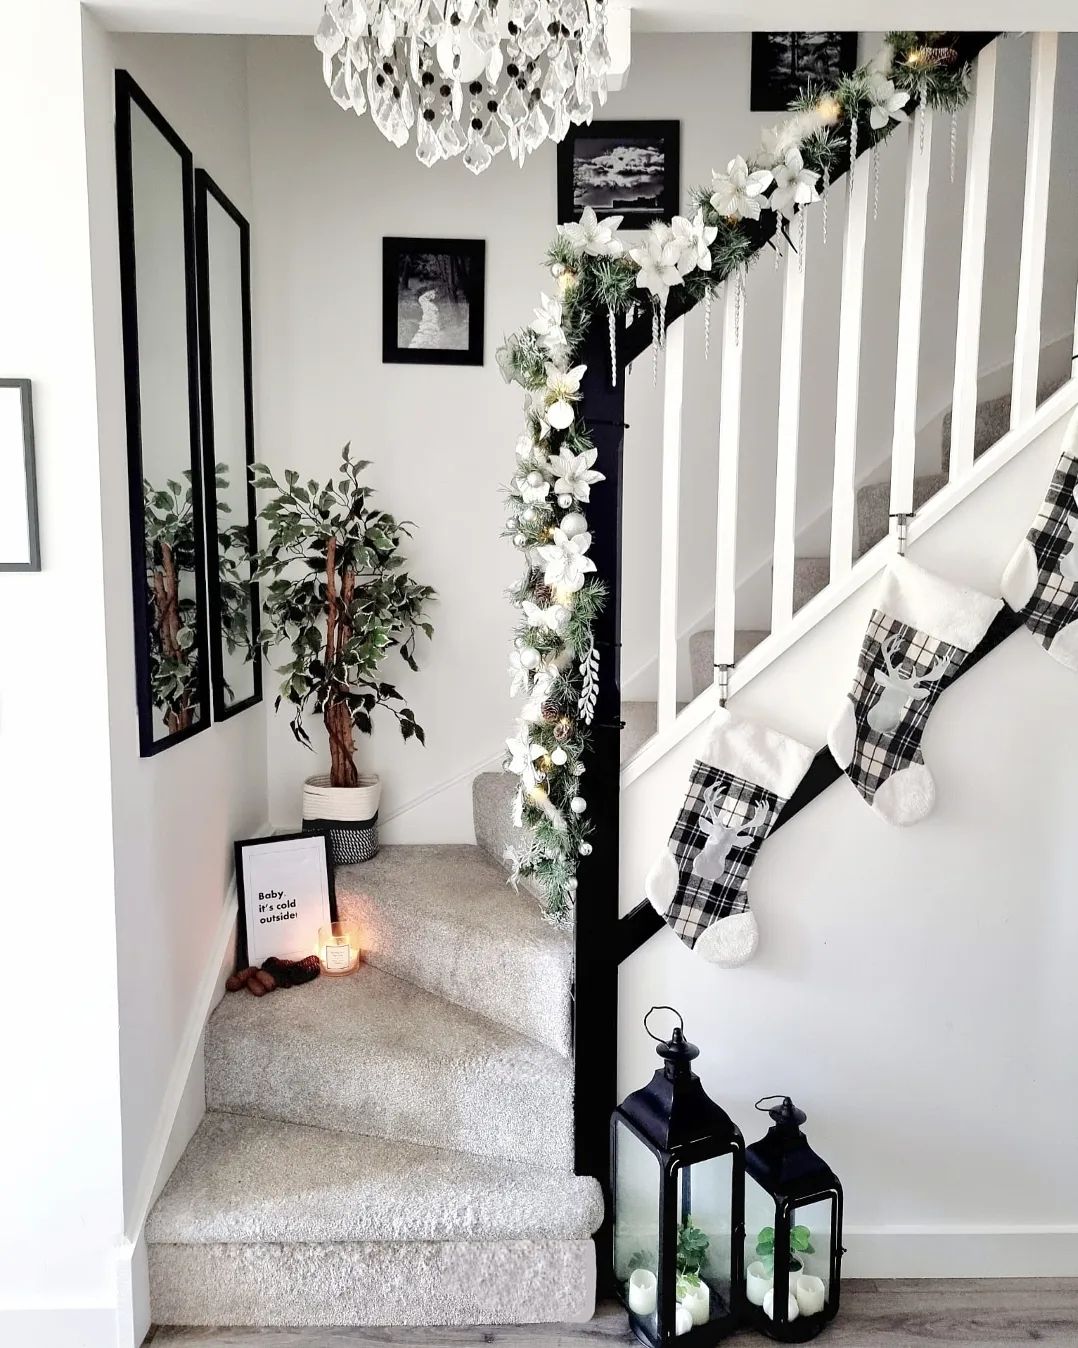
[710, 155, 773, 222]
[505, 733, 545, 786]
[508, 649, 529, 697]
[541, 363, 586, 434]
[671, 211, 718, 275]
[867, 73, 909, 130]
[558, 205, 625, 258]
[549, 445, 605, 504]
[511, 787, 525, 827]
[538, 526, 597, 594]
[515, 473, 550, 504]
[629, 227, 683, 303]
[531, 293, 568, 358]
[755, 122, 804, 170]
[769, 147, 819, 220]
[522, 599, 569, 633]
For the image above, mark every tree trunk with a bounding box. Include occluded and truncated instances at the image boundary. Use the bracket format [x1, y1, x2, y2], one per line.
[325, 699, 358, 788]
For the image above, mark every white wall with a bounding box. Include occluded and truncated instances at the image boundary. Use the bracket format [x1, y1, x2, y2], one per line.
[80, 15, 268, 1295]
[0, 4, 126, 1345]
[620, 400, 1078, 1274]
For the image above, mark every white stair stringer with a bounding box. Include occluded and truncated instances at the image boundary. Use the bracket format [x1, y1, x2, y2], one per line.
[622, 378, 1078, 792]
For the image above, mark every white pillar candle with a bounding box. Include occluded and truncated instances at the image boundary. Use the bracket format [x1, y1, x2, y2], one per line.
[675, 1306, 693, 1336]
[763, 1288, 800, 1322]
[745, 1260, 773, 1307]
[627, 1268, 657, 1316]
[795, 1274, 826, 1316]
[679, 1281, 710, 1326]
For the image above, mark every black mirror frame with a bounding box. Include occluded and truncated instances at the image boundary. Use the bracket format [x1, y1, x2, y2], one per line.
[116, 70, 211, 757]
[194, 168, 263, 723]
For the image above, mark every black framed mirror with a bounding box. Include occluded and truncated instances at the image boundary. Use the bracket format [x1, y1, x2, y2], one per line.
[116, 71, 210, 755]
[194, 169, 262, 720]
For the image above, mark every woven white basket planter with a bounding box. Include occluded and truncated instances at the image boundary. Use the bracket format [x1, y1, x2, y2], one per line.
[302, 773, 381, 865]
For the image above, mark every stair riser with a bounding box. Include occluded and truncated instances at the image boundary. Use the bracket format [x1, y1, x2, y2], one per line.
[150, 1239, 596, 1327]
[473, 772, 529, 876]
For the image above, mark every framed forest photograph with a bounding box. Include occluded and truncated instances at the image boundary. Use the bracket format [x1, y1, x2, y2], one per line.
[557, 119, 680, 228]
[382, 236, 485, 366]
[750, 32, 858, 111]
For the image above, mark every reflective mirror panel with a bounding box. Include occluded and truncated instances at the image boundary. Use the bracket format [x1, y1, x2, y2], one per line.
[676, 1151, 734, 1326]
[116, 72, 209, 754]
[613, 1119, 661, 1344]
[195, 171, 261, 718]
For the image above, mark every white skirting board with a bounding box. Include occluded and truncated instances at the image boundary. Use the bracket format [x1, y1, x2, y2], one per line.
[0, 1308, 118, 1348]
[842, 1226, 1078, 1278]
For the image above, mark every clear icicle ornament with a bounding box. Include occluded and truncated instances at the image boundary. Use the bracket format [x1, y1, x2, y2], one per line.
[608, 306, 617, 387]
[849, 115, 858, 187]
[704, 287, 712, 360]
[918, 102, 927, 153]
[873, 143, 880, 221]
[734, 270, 744, 346]
[950, 109, 958, 182]
[822, 165, 830, 243]
[798, 208, 807, 272]
[651, 303, 660, 386]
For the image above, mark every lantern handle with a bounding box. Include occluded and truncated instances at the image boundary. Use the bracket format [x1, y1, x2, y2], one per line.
[755, 1094, 792, 1112]
[644, 1005, 684, 1042]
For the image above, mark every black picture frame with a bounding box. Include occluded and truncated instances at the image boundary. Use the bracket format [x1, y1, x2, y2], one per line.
[382, 236, 486, 366]
[750, 32, 858, 112]
[116, 70, 211, 757]
[0, 378, 40, 572]
[557, 119, 680, 227]
[194, 168, 263, 724]
[234, 831, 339, 971]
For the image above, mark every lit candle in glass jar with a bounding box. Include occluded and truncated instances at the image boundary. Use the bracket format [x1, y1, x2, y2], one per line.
[318, 920, 361, 975]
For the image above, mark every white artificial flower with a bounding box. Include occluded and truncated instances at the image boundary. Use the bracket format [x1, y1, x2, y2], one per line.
[769, 147, 819, 220]
[531, 293, 568, 359]
[548, 445, 605, 504]
[558, 205, 625, 258]
[508, 650, 529, 697]
[505, 733, 545, 787]
[671, 211, 718, 275]
[522, 599, 569, 634]
[515, 433, 538, 461]
[755, 121, 805, 170]
[537, 526, 597, 594]
[629, 226, 683, 303]
[540, 363, 586, 434]
[709, 155, 773, 222]
[511, 787, 525, 827]
[867, 73, 909, 130]
[515, 473, 550, 504]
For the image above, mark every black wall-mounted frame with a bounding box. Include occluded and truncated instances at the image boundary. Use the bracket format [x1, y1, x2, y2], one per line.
[0, 378, 40, 572]
[557, 119, 680, 228]
[116, 70, 211, 757]
[194, 168, 263, 723]
[382, 236, 486, 366]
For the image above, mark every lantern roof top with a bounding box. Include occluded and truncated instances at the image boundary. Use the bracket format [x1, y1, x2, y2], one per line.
[745, 1096, 841, 1201]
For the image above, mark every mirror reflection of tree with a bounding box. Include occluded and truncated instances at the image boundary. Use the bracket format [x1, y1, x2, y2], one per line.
[143, 473, 200, 733]
[212, 460, 257, 704]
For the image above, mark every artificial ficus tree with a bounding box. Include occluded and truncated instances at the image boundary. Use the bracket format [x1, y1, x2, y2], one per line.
[252, 447, 435, 788]
[144, 473, 200, 733]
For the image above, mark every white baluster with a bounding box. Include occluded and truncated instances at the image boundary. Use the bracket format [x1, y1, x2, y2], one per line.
[890, 109, 933, 525]
[712, 281, 744, 675]
[657, 315, 685, 732]
[949, 44, 997, 482]
[1011, 32, 1058, 429]
[772, 223, 807, 632]
[830, 149, 871, 580]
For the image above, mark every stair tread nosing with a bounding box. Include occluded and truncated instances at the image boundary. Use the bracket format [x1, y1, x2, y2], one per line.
[147, 1112, 603, 1246]
[205, 962, 574, 1168]
[336, 844, 571, 1057]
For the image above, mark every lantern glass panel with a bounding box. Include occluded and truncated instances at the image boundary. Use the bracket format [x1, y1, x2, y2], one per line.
[744, 1172, 779, 1309]
[675, 1152, 734, 1325]
[791, 1196, 834, 1314]
[613, 1119, 661, 1333]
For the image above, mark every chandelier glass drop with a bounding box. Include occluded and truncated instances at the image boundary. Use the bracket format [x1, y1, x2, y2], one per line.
[314, 0, 612, 174]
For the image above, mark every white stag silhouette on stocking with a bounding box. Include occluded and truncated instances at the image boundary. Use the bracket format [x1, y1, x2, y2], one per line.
[867, 634, 949, 734]
[691, 786, 769, 883]
[1058, 484, 1078, 581]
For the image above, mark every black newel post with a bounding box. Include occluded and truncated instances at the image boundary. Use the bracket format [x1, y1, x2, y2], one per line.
[573, 311, 627, 1287]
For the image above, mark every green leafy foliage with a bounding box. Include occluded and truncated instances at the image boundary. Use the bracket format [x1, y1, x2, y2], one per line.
[755, 1224, 814, 1273]
[678, 1217, 711, 1279]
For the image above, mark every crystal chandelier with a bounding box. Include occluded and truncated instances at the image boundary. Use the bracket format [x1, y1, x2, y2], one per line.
[314, 1, 613, 174]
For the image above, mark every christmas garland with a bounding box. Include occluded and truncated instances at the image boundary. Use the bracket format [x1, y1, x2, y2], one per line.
[497, 31, 979, 925]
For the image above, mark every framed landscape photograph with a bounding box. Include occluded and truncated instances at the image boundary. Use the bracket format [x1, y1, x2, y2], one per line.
[0, 379, 40, 572]
[750, 32, 858, 111]
[235, 832, 337, 969]
[558, 119, 680, 228]
[383, 236, 485, 366]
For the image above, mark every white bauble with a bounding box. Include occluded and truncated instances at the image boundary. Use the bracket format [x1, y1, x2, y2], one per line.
[551, 747, 568, 766]
[513, 532, 527, 548]
[522, 507, 537, 524]
[526, 469, 544, 488]
[519, 646, 541, 670]
[570, 796, 587, 814]
[561, 511, 588, 539]
[579, 841, 592, 856]
[557, 493, 574, 508]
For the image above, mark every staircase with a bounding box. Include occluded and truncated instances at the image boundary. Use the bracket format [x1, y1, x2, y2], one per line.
[146, 844, 602, 1327]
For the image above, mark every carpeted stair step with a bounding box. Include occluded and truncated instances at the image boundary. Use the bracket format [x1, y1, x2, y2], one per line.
[205, 963, 574, 1167]
[941, 371, 1066, 476]
[472, 769, 533, 881]
[855, 471, 948, 559]
[147, 1111, 601, 1326]
[688, 628, 768, 700]
[793, 555, 830, 612]
[337, 844, 571, 1056]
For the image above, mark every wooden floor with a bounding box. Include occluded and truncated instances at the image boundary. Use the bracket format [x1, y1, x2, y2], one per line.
[148, 1281, 1078, 1347]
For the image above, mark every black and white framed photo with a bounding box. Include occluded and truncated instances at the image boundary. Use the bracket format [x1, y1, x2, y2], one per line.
[750, 32, 858, 111]
[557, 120, 680, 227]
[0, 379, 40, 572]
[234, 832, 338, 969]
[382, 236, 485, 366]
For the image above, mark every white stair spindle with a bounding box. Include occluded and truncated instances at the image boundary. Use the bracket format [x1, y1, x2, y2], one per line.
[949, 44, 997, 482]
[713, 279, 744, 673]
[771, 226, 808, 632]
[1011, 32, 1058, 429]
[890, 108, 933, 525]
[657, 315, 685, 732]
[829, 156, 870, 581]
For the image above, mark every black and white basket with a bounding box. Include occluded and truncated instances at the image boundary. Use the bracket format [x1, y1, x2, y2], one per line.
[302, 774, 381, 866]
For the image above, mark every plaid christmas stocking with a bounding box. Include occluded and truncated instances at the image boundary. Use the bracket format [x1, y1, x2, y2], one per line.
[644, 710, 814, 966]
[827, 557, 1000, 826]
[1001, 408, 1078, 671]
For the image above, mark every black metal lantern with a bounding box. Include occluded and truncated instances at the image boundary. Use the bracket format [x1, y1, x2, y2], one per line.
[742, 1096, 843, 1342]
[611, 1007, 745, 1345]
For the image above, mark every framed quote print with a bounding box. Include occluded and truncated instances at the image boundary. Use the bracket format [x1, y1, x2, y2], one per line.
[235, 831, 337, 968]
